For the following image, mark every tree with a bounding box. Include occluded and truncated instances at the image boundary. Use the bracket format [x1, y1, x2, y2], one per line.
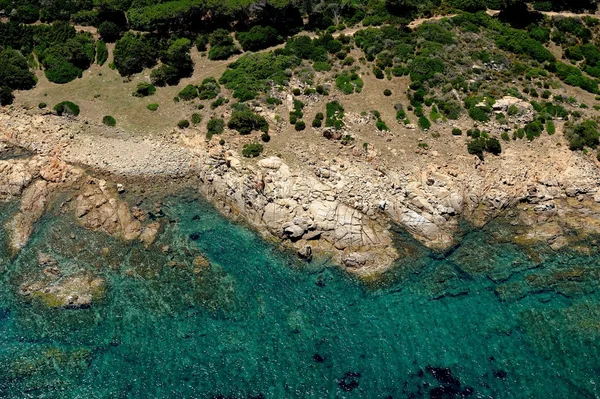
[98, 21, 121, 43]
[228, 110, 269, 134]
[0, 86, 14, 106]
[0, 49, 36, 90]
[113, 32, 157, 76]
[237, 26, 282, 52]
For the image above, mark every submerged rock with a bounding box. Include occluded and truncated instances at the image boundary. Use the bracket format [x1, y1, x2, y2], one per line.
[19, 274, 106, 309]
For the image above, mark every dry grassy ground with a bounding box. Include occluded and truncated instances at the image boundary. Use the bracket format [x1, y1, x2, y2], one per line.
[11, 12, 600, 174]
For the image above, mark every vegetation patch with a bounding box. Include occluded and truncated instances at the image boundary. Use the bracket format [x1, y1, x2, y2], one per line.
[53, 101, 80, 116]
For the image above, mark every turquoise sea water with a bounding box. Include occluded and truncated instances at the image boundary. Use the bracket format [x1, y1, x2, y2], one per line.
[1, 193, 599, 398]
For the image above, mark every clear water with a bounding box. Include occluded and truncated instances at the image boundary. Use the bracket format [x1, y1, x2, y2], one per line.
[0, 193, 599, 398]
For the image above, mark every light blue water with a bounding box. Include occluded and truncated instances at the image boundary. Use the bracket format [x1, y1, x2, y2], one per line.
[0, 193, 599, 398]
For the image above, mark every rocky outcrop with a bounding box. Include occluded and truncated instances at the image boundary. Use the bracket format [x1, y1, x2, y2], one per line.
[199, 152, 399, 276]
[3, 156, 83, 254]
[19, 273, 106, 309]
[1, 154, 160, 254]
[4, 108, 600, 278]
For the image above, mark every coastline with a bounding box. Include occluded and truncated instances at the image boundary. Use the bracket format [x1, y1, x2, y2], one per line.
[2, 106, 600, 278]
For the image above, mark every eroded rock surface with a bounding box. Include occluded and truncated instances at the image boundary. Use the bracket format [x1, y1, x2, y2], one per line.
[19, 273, 106, 309]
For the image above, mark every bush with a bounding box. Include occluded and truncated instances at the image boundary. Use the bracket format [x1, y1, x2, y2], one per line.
[295, 120, 306, 131]
[373, 67, 384, 79]
[96, 41, 108, 66]
[132, 82, 156, 97]
[0, 86, 14, 106]
[237, 26, 282, 52]
[565, 120, 600, 150]
[150, 64, 179, 87]
[219, 52, 300, 101]
[228, 110, 269, 134]
[383, 89, 392, 96]
[242, 143, 264, 158]
[210, 97, 227, 109]
[102, 115, 116, 127]
[312, 117, 323, 128]
[452, 128, 462, 136]
[207, 118, 225, 136]
[486, 137, 502, 155]
[546, 121, 556, 135]
[313, 61, 331, 72]
[114, 32, 157, 76]
[376, 119, 389, 131]
[0, 49, 37, 91]
[501, 132, 510, 141]
[197, 77, 220, 100]
[326, 101, 345, 130]
[467, 137, 486, 159]
[178, 84, 198, 101]
[196, 35, 208, 52]
[38, 102, 47, 109]
[418, 116, 431, 130]
[336, 72, 363, 94]
[53, 101, 80, 116]
[177, 119, 190, 129]
[208, 29, 240, 60]
[147, 103, 159, 111]
[261, 132, 271, 142]
[191, 113, 202, 125]
[98, 21, 121, 43]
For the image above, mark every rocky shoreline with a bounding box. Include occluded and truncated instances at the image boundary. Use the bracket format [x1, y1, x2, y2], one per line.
[3, 107, 600, 278]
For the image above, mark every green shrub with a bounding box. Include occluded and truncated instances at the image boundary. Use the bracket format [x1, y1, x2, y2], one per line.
[452, 128, 462, 136]
[546, 121, 556, 135]
[373, 67, 384, 79]
[219, 52, 300, 101]
[207, 118, 225, 136]
[376, 119, 389, 131]
[197, 77, 220, 100]
[150, 64, 179, 87]
[132, 82, 156, 97]
[295, 120, 306, 131]
[326, 101, 345, 130]
[313, 61, 331, 72]
[196, 35, 208, 52]
[468, 137, 485, 156]
[178, 84, 198, 101]
[0, 86, 14, 106]
[53, 101, 80, 116]
[102, 115, 116, 126]
[418, 116, 431, 130]
[501, 132, 510, 141]
[96, 41, 108, 66]
[336, 71, 363, 94]
[312, 117, 323, 128]
[210, 97, 227, 109]
[98, 21, 121, 43]
[486, 137, 502, 155]
[114, 32, 157, 76]
[228, 110, 268, 134]
[147, 103, 159, 111]
[242, 143, 264, 158]
[38, 102, 47, 109]
[237, 26, 282, 52]
[261, 132, 271, 142]
[564, 120, 600, 150]
[208, 29, 240, 60]
[383, 89, 392, 96]
[191, 113, 202, 125]
[178, 119, 190, 129]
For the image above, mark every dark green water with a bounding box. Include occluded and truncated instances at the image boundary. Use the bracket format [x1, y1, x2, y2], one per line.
[1, 194, 599, 398]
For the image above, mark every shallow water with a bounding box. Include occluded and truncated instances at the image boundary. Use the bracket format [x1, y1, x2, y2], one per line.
[0, 194, 599, 398]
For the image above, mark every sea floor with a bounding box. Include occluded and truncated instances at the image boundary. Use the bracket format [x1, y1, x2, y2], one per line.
[0, 193, 599, 398]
